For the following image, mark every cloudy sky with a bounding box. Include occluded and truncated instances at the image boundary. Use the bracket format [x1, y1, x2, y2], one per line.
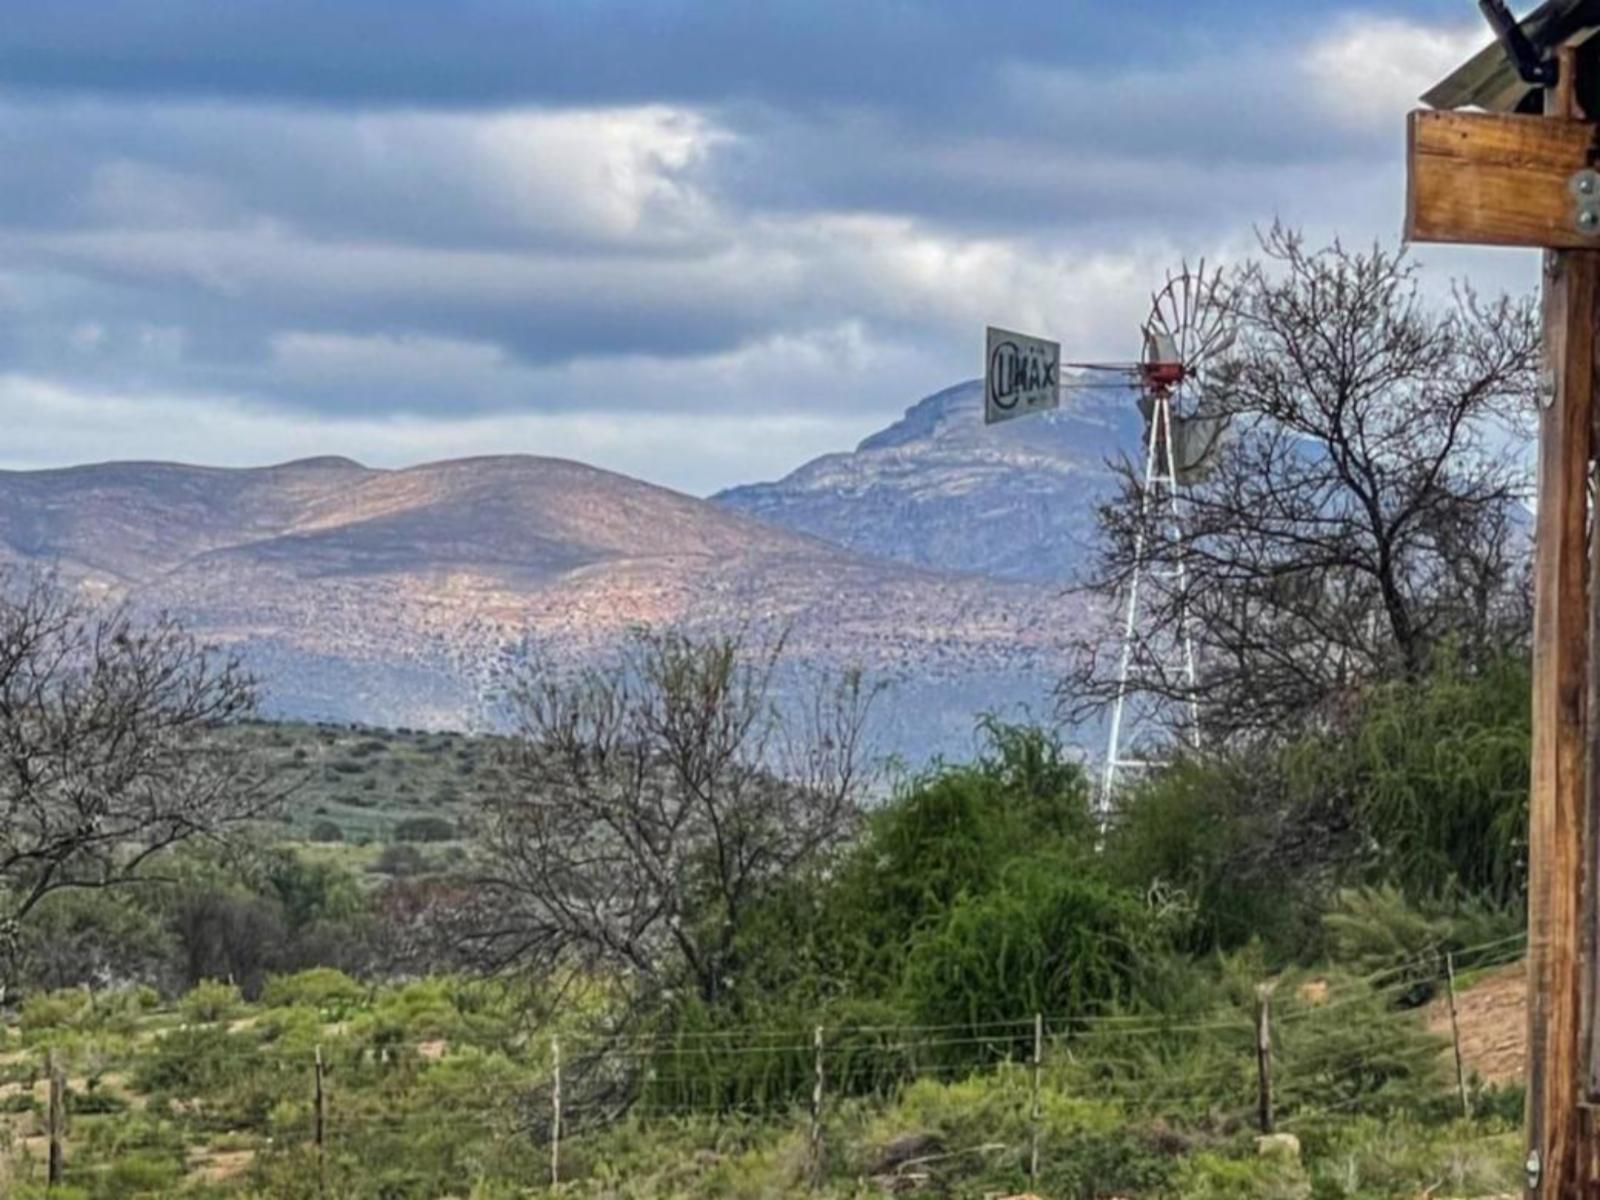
[0, 1, 1542, 494]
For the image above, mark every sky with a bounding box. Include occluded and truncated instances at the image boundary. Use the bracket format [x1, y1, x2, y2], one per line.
[0, 1, 1545, 495]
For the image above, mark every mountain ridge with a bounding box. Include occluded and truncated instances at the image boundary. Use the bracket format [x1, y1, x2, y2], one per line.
[715, 377, 1143, 583]
[0, 436, 1088, 763]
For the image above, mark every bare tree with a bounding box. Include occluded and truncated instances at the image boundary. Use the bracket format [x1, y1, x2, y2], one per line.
[1065, 227, 1540, 744]
[470, 629, 880, 1013]
[0, 573, 271, 992]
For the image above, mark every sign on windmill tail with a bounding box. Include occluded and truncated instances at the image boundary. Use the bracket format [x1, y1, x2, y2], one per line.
[985, 327, 1061, 425]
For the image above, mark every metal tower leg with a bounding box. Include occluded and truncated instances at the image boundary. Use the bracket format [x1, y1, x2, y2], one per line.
[1099, 389, 1201, 827]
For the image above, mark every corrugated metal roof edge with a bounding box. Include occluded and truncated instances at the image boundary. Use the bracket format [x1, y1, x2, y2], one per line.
[1422, 0, 1600, 111]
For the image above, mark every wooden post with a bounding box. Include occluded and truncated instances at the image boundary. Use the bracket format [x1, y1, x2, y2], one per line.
[1524, 44, 1600, 1200]
[1254, 986, 1273, 1136]
[809, 1025, 824, 1187]
[313, 1043, 326, 1194]
[550, 1035, 561, 1189]
[1445, 953, 1471, 1119]
[314, 1045, 326, 1150]
[1029, 1013, 1043, 1184]
[46, 1048, 64, 1186]
[1407, 31, 1600, 1199]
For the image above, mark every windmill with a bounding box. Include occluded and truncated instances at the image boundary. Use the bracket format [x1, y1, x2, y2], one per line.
[984, 262, 1237, 819]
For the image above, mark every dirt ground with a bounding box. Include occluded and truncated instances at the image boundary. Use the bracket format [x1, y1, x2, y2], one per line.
[1425, 962, 1524, 1087]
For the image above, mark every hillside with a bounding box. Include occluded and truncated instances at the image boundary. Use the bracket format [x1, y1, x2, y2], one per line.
[715, 379, 1144, 583]
[0, 451, 1086, 763]
[227, 720, 511, 847]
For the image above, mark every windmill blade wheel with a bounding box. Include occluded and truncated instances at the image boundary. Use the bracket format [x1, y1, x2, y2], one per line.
[1140, 262, 1237, 484]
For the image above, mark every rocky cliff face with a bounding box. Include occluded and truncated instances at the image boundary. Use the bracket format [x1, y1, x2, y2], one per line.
[714, 379, 1144, 583]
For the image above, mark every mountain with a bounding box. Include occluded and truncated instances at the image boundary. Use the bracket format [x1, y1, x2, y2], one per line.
[714, 379, 1145, 583]
[0, 453, 1084, 764]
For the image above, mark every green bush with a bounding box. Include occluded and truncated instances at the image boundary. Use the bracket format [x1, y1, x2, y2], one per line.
[1174, 1151, 1310, 1199]
[901, 864, 1159, 1032]
[69, 1085, 127, 1115]
[1105, 752, 1325, 959]
[92, 1151, 182, 1199]
[181, 979, 242, 1024]
[394, 815, 457, 843]
[1290, 653, 1530, 905]
[261, 967, 366, 1016]
[811, 720, 1096, 995]
[132, 1025, 261, 1096]
[19, 988, 91, 1032]
[372, 843, 428, 877]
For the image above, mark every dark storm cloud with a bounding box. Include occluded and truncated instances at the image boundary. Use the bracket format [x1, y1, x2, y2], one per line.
[0, 1, 1412, 110]
[0, 0, 1500, 485]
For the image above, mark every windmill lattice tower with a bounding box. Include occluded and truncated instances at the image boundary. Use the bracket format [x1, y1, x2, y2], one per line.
[1097, 265, 1234, 819]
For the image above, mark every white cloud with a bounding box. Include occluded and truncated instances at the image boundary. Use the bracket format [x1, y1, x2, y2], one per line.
[0, 9, 1543, 493]
[466, 106, 730, 244]
[1303, 16, 1484, 133]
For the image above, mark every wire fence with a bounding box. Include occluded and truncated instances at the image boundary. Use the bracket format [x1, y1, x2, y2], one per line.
[1, 931, 1530, 1192]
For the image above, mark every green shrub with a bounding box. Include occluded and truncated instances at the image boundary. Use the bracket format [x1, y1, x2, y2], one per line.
[19, 988, 91, 1032]
[1105, 752, 1318, 959]
[394, 815, 457, 843]
[181, 979, 242, 1024]
[309, 819, 345, 843]
[133, 1025, 260, 1095]
[1290, 653, 1530, 905]
[901, 864, 1158, 1032]
[93, 1151, 181, 1199]
[261, 967, 366, 1016]
[812, 721, 1097, 994]
[1175, 1151, 1310, 1199]
[68, 1085, 127, 1115]
[372, 843, 428, 877]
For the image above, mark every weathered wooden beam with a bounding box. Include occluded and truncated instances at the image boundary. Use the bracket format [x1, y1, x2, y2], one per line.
[1525, 48, 1600, 1200]
[1527, 242, 1599, 1200]
[1406, 108, 1600, 249]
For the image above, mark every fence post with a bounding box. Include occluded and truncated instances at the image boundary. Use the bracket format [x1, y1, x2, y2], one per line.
[314, 1045, 326, 1151]
[1444, 952, 1471, 1118]
[1254, 985, 1274, 1135]
[1030, 1012, 1043, 1185]
[47, 1047, 64, 1186]
[809, 1025, 824, 1187]
[550, 1035, 562, 1189]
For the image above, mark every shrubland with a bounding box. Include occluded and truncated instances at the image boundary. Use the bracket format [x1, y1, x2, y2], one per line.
[0, 654, 1533, 1197]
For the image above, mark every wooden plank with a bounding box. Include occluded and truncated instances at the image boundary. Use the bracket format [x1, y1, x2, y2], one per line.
[1406, 109, 1600, 248]
[1527, 242, 1600, 1200]
[1525, 51, 1600, 1200]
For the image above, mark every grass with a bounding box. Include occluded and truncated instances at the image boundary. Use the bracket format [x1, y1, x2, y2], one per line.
[0, 969, 1528, 1199]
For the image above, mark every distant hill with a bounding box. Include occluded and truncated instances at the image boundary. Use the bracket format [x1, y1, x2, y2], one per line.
[230, 719, 510, 847]
[715, 379, 1144, 583]
[0, 451, 1085, 764]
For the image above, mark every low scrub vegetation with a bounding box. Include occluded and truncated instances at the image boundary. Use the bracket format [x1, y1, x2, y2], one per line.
[0, 613, 1538, 1197]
